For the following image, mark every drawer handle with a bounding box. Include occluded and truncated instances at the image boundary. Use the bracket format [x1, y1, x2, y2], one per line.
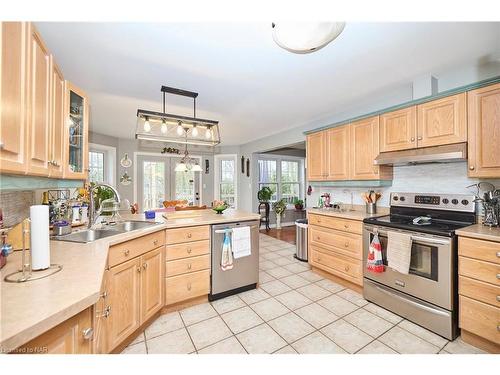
[344, 242, 349, 248]
[187, 233, 192, 239]
[137, 266, 141, 273]
[344, 265, 350, 272]
[497, 274, 500, 280]
[100, 291, 108, 299]
[187, 283, 192, 291]
[187, 263, 192, 270]
[317, 256, 321, 262]
[496, 252, 500, 258]
[496, 295, 500, 302]
[124, 249, 130, 256]
[143, 262, 148, 270]
[82, 327, 94, 340]
[187, 248, 192, 254]
[153, 239, 158, 246]
[344, 224, 349, 229]
[316, 236, 321, 241]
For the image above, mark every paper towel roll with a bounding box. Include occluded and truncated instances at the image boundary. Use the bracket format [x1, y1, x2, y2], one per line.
[30, 205, 50, 270]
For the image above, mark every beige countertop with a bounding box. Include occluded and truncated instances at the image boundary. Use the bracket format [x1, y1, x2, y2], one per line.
[0, 209, 259, 351]
[455, 224, 500, 243]
[307, 206, 389, 221]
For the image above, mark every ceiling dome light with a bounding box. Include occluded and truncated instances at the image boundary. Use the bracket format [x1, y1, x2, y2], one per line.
[272, 22, 345, 54]
[143, 117, 151, 132]
[161, 120, 168, 134]
[176, 121, 184, 136]
[205, 127, 212, 139]
[192, 125, 198, 137]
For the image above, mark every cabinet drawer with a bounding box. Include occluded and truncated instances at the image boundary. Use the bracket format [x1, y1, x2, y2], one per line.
[108, 231, 165, 268]
[166, 254, 210, 277]
[309, 226, 362, 260]
[308, 214, 362, 234]
[165, 270, 210, 305]
[459, 256, 500, 286]
[166, 226, 210, 245]
[459, 237, 500, 264]
[310, 246, 362, 285]
[459, 295, 500, 344]
[166, 240, 210, 261]
[459, 276, 500, 308]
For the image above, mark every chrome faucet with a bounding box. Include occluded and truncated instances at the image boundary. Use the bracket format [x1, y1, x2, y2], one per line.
[88, 183, 121, 228]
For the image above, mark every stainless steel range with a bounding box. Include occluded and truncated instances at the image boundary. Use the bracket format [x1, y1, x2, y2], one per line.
[362, 192, 476, 340]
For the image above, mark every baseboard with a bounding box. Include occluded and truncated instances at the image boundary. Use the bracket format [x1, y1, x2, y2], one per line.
[461, 330, 500, 354]
[311, 266, 363, 294]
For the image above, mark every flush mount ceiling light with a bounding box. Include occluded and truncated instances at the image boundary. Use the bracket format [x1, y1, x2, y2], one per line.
[136, 86, 220, 146]
[271, 22, 345, 54]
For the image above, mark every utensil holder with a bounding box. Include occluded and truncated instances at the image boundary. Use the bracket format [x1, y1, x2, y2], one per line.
[366, 203, 377, 214]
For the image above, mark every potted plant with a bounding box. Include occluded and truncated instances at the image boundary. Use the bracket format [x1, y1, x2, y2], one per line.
[257, 186, 273, 202]
[272, 199, 287, 229]
[293, 198, 304, 210]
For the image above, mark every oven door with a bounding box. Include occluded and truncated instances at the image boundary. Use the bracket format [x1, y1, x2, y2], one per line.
[363, 225, 454, 310]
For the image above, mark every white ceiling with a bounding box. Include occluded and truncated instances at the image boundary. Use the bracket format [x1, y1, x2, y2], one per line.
[36, 22, 500, 146]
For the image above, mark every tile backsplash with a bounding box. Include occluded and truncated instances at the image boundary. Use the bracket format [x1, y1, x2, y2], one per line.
[0, 190, 35, 227]
[307, 162, 500, 211]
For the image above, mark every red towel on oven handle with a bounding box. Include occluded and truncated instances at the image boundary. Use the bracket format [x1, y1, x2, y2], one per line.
[366, 232, 384, 273]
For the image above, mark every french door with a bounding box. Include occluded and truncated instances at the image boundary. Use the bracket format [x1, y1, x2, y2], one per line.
[137, 155, 200, 211]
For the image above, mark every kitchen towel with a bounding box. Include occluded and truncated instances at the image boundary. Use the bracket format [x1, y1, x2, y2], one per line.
[366, 232, 384, 273]
[232, 226, 251, 259]
[386, 231, 412, 274]
[220, 230, 234, 271]
[30, 205, 50, 270]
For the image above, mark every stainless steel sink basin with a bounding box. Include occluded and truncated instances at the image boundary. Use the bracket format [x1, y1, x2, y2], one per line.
[53, 229, 122, 243]
[106, 221, 160, 232]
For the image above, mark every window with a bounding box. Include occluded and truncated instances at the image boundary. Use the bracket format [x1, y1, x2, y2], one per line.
[142, 161, 166, 210]
[175, 164, 196, 205]
[89, 151, 104, 183]
[214, 155, 237, 208]
[258, 157, 304, 207]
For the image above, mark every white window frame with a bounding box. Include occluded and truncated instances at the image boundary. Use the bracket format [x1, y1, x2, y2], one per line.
[214, 154, 238, 209]
[257, 155, 305, 209]
[89, 143, 116, 185]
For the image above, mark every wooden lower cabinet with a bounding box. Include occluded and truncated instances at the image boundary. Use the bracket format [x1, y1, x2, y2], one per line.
[459, 296, 500, 346]
[17, 308, 92, 354]
[165, 270, 210, 305]
[140, 247, 164, 323]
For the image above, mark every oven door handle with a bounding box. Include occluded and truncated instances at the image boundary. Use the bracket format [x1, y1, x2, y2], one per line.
[374, 285, 450, 317]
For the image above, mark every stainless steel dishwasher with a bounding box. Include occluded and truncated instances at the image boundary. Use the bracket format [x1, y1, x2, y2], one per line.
[209, 220, 259, 301]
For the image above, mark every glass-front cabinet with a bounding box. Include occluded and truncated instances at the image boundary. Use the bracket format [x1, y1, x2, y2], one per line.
[64, 82, 89, 179]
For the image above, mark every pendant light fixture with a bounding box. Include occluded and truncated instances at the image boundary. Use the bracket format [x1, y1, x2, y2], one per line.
[272, 22, 345, 54]
[175, 130, 203, 173]
[136, 86, 221, 146]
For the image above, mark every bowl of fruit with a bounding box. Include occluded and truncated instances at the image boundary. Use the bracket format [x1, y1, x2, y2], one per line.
[212, 200, 229, 214]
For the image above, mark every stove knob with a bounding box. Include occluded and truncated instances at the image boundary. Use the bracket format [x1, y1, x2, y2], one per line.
[461, 199, 469, 206]
[451, 199, 459, 205]
[400, 196, 406, 202]
[393, 196, 399, 201]
[442, 198, 449, 204]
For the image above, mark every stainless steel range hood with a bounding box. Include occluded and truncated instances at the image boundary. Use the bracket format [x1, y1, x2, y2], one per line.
[374, 143, 467, 166]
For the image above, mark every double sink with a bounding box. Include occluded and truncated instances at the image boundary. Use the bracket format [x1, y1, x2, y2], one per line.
[52, 221, 161, 243]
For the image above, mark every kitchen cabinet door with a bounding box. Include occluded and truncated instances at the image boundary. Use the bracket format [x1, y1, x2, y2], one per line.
[93, 269, 110, 354]
[467, 82, 500, 178]
[0, 22, 28, 174]
[26, 24, 51, 176]
[140, 247, 164, 323]
[107, 257, 141, 351]
[326, 125, 350, 180]
[379, 106, 417, 152]
[349, 116, 382, 180]
[48, 60, 65, 178]
[417, 93, 467, 148]
[306, 131, 327, 180]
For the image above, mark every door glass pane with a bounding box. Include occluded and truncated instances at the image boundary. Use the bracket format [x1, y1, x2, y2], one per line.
[220, 182, 235, 207]
[175, 166, 195, 205]
[88, 151, 104, 183]
[143, 161, 165, 210]
[221, 160, 235, 183]
[68, 91, 85, 173]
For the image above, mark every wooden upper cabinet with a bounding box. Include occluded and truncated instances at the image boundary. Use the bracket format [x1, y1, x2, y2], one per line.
[306, 131, 327, 180]
[326, 125, 350, 180]
[26, 24, 51, 176]
[0, 22, 28, 174]
[379, 106, 417, 152]
[467, 82, 500, 178]
[349, 116, 381, 180]
[48, 61, 65, 178]
[140, 247, 164, 323]
[417, 93, 467, 148]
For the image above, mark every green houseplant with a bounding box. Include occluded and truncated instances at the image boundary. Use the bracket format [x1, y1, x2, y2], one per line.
[257, 186, 273, 202]
[293, 198, 304, 210]
[272, 199, 287, 229]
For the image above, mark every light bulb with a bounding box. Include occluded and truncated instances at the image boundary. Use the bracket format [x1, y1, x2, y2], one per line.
[143, 118, 151, 132]
[177, 122, 184, 136]
[161, 120, 167, 134]
[192, 125, 198, 137]
[205, 127, 212, 139]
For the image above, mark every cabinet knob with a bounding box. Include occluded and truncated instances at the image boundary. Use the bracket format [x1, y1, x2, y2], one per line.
[0, 141, 4, 149]
[496, 252, 500, 258]
[100, 291, 107, 299]
[344, 224, 349, 229]
[153, 239, 158, 246]
[316, 236, 321, 241]
[143, 262, 148, 270]
[345, 265, 350, 272]
[187, 248, 192, 254]
[187, 283, 192, 291]
[317, 256, 321, 262]
[187, 263, 192, 270]
[344, 242, 349, 248]
[187, 233, 192, 239]
[124, 249, 130, 256]
[137, 266, 141, 273]
[417, 136, 422, 141]
[469, 166, 475, 171]
[497, 273, 500, 280]
[411, 137, 415, 142]
[496, 295, 500, 302]
[82, 327, 94, 340]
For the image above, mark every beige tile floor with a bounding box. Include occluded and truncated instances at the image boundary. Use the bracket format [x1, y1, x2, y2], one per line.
[122, 233, 485, 354]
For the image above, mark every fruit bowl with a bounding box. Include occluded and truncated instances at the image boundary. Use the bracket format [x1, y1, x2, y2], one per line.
[212, 200, 228, 214]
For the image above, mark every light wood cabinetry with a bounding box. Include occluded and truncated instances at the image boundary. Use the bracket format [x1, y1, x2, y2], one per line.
[165, 225, 211, 306]
[417, 93, 467, 148]
[0, 22, 28, 174]
[308, 213, 363, 286]
[306, 131, 327, 180]
[326, 125, 350, 180]
[17, 308, 92, 354]
[140, 247, 164, 323]
[48, 61, 65, 178]
[467, 82, 500, 178]
[458, 235, 500, 352]
[379, 106, 417, 152]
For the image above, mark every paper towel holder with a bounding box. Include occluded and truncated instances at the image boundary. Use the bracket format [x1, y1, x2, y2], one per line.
[3, 219, 63, 283]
